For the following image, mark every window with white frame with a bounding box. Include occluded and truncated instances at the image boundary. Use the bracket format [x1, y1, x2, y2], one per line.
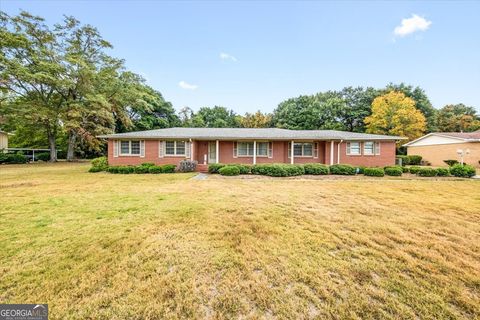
[256, 142, 268, 156]
[363, 141, 374, 155]
[165, 141, 186, 156]
[237, 142, 254, 156]
[120, 140, 141, 156]
[347, 142, 361, 155]
[237, 142, 269, 157]
[289, 143, 314, 157]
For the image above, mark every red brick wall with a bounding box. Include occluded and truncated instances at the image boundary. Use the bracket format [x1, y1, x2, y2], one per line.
[107, 139, 396, 167]
[107, 139, 187, 166]
[338, 141, 396, 167]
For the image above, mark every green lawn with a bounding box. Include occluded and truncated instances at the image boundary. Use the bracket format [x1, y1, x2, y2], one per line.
[1, 163, 479, 319]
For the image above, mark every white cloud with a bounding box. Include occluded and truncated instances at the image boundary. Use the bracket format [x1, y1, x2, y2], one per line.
[178, 81, 198, 90]
[220, 52, 238, 62]
[394, 14, 432, 37]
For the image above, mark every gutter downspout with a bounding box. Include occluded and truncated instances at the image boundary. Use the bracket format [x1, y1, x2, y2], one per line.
[337, 140, 343, 164]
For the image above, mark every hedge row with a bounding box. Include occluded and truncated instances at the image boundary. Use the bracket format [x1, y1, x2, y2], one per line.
[209, 163, 477, 178]
[106, 164, 176, 174]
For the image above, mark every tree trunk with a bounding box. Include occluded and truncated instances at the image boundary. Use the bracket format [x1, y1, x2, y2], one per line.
[66, 132, 76, 161]
[48, 134, 57, 162]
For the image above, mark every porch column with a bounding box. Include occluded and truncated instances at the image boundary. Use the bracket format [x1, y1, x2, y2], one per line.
[215, 140, 219, 164]
[253, 141, 257, 164]
[291, 140, 294, 164]
[190, 140, 195, 161]
[330, 141, 334, 165]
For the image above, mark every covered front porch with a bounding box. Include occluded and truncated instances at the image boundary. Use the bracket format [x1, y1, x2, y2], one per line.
[191, 140, 340, 166]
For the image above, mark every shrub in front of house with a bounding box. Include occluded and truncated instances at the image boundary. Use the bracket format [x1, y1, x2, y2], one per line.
[88, 166, 104, 173]
[140, 162, 156, 168]
[364, 167, 385, 177]
[250, 164, 304, 177]
[161, 164, 176, 173]
[148, 166, 163, 174]
[219, 165, 240, 176]
[230, 164, 251, 174]
[90, 156, 108, 172]
[329, 164, 356, 175]
[284, 164, 305, 176]
[449, 164, 476, 178]
[443, 160, 459, 167]
[435, 168, 450, 177]
[384, 166, 403, 176]
[401, 166, 410, 173]
[134, 165, 150, 174]
[178, 160, 197, 172]
[408, 166, 421, 174]
[304, 163, 329, 175]
[208, 163, 225, 174]
[408, 155, 422, 165]
[417, 167, 437, 177]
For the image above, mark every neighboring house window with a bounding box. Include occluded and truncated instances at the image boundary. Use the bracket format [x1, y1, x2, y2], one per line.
[347, 142, 361, 155]
[363, 141, 374, 155]
[120, 140, 141, 156]
[237, 142, 269, 157]
[165, 141, 186, 156]
[289, 143, 314, 157]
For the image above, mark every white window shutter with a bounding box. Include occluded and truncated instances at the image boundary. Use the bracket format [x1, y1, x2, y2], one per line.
[287, 142, 291, 158]
[346, 142, 351, 155]
[268, 142, 273, 158]
[140, 140, 145, 157]
[314, 142, 318, 158]
[375, 142, 381, 155]
[158, 141, 164, 158]
[113, 140, 119, 157]
[233, 142, 238, 158]
[185, 141, 191, 158]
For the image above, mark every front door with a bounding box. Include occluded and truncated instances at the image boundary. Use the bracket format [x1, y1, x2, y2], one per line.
[208, 142, 217, 163]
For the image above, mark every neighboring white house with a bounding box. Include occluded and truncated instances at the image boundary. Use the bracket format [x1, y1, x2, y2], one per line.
[0, 130, 9, 150]
[404, 130, 480, 167]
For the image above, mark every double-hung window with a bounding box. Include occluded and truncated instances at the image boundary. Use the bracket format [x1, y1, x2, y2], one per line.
[363, 141, 374, 155]
[289, 143, 314, 157]
[165, 141, 186, 156]
[237, 142, 269, 157]
[347, 142, 361, 155]
[237, 142, 254, 156]
[120, 140, 141, 156]
[256, 142, 269, 156]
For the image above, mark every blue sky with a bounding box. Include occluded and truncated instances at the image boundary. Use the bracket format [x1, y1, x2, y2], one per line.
[2, 1, 480, 113]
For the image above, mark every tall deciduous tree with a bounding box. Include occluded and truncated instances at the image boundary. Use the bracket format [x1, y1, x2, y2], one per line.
[435, 104, 480, 132]
[0, 11, 66, 161]
[240, 111, 272, 128]
[192, 106, 240, 128]
[365, 91, 426, 143]
[384, 83, 436, 132]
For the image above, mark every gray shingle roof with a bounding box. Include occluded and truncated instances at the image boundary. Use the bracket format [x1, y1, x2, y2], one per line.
[98, 128, 405, 141]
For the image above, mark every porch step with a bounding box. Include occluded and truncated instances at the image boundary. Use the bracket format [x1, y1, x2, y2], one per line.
[196, 164, 209, 173]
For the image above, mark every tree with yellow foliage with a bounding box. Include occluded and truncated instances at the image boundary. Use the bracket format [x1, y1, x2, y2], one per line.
[240, 111, 273, 128]
[365, 91, 426, 143]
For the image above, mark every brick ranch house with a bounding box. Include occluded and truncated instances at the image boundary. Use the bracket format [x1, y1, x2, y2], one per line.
[99, 128, 404, 170]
